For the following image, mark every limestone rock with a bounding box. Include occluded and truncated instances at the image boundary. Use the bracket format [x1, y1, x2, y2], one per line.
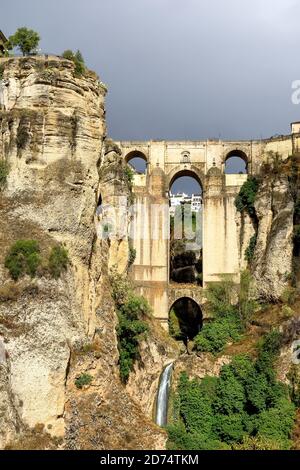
[253, 176, 294, 300]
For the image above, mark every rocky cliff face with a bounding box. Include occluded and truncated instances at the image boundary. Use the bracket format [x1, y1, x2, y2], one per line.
[0, 56, 168, 450]
[252, 174, 295, 301]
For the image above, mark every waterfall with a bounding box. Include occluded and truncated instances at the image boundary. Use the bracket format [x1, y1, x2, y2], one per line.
[155, 362, 173, 427]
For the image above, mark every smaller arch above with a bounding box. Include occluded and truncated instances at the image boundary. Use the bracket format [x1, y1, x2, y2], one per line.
[125, 150, 148, 174]
[224, 150, 248, 174]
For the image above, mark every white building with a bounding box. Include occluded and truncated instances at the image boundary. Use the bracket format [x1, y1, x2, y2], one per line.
[169, 192, 202, 215]
[191, 194, 203, 213]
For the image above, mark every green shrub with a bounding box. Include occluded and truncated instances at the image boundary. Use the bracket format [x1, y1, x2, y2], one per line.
[117, 309, 148, 383]
[5, 240, 41, 280]
[0, 160, 9, 189]
[0, 64, 4, 80]
[16, 122, 29, 150]
[235, 177, 259, 217]
[124, 165, 134, 188]
[238, 270, 257, 327]
[205, 276, 237, 318]
[110, 270, 149, 383]
[48, 245, 69, 279]
[75, 373, 93, 389]
[8, 27, 40, 56]
[169, 309, 182, 340]
[194, 272, 256, 354]
[245, 235, 257, 263]
[62, 49, 86, 76]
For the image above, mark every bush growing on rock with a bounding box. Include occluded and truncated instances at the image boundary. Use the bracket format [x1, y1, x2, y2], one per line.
[75, 373, 93, 389]
[280, 286, 298, 306]
[194, 314, 242, 355]
[8, 27, 40, 56]
[0, 159, 9, 189]
[245, 234, 257, 263]
[48, 245, 69, 279]
[235, 177, 259, 217]
[110, 270, 149, 383]
[169, 309, 182, 340]
[5, 240, 41, 280]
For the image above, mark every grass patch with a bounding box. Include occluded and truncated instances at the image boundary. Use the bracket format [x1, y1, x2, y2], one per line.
[75, 373, 93, 389]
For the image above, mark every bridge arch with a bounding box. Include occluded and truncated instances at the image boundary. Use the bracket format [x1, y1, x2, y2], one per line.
[125, 150, 148, 174]
[167, 166, 205, 193]
[169, 296, 203, 340]
[224, 149, 248, 174]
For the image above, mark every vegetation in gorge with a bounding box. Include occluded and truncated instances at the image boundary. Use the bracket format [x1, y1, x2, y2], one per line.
[193, 273, 256, 354]
[124, 165, 134, 189]
[110, 270, 149, 383]
[4, 240, 69, 280]
[168, 330, 296, 450]
[62, 49, 86, 76]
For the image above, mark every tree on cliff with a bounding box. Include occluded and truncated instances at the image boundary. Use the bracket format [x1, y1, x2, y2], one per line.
[8, 27, 40, 56]
[62, 49, 86, 76]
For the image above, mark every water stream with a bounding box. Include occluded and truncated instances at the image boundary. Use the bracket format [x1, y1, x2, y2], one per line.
[155, 362, 173, 427]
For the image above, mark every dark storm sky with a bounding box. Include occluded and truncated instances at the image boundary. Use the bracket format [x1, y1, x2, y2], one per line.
[2, 0, 300, 141]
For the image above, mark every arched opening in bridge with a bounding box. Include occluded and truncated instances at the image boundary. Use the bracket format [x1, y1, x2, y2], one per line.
[169, 170, 203, 286]
[169, 297, 202, 341]
[225, 150, 248, 174]
[125, 150, 148, 174]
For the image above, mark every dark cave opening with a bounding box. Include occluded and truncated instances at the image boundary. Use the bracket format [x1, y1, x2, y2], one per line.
[169, 297, 203, 341]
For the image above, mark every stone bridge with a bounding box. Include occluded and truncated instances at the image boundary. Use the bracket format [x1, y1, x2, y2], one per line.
[117, 124, 300, 328]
